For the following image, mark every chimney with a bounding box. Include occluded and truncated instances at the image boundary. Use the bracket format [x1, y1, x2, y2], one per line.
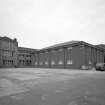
[14, 38, 17, 42]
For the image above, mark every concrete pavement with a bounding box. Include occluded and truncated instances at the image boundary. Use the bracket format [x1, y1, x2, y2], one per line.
[0, 68, 105, 105]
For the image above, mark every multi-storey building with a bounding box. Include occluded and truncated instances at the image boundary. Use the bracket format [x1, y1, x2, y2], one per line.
[0, 36, 18, 67]
[0, 36, 37, 68]
[18, 47, 37, 67]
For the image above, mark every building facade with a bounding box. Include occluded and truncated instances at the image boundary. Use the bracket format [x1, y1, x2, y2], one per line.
[18, 47, 37, 67]
[0, 36, 105, 69]
[96, 44, 105, 63]
[35, 41, 105, 69]
[0, 37, 18, 67]
[0, 36, 37, 68]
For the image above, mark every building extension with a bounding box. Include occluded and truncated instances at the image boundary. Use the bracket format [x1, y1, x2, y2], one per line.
[35, 41, 105, 69]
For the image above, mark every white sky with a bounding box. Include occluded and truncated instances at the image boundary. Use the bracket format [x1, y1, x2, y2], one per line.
[0, 0, 105, 49]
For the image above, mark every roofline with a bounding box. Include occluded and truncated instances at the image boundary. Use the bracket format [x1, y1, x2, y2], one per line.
[0, 36, 17, 43]
[38, 41, 104, 53]
[39, 41, 82, 51]
[18, 47, 38, 51]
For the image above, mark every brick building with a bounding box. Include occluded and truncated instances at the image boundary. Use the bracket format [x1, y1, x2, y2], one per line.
[0, 36, 37, 68]
[96, 44, 105, 63]
[0, 36, 105, 69]
[0, 36, 18, 67]
[18, 47, 37, 67]
[36, 41, 104, 69]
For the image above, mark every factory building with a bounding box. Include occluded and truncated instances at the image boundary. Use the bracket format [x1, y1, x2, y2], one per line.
[36, 41, 104, 69]
[0, 36, 105, 69]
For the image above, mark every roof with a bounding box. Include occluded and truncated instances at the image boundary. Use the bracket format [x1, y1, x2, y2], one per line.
[0, 36, 17, 43]
[95, 44, 105, 50]
[18, 47, 38, 53]
[41, 40, 81, 50]
[39, 40, 104, 52]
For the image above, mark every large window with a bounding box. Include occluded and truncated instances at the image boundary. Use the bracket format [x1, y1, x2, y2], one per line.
[3, 60, 14, 65]
[58, 60, 63, 65]
[67, 47, 72, 50]
[3, 51, 13, 57]
[51, 61, 55, 65]
[67, 60, 73, 65]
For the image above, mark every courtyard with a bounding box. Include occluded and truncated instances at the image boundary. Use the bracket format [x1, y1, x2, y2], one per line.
[0, 68, 105, 105]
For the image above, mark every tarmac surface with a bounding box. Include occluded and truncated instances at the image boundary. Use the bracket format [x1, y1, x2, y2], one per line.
[0, 68, 105, 105]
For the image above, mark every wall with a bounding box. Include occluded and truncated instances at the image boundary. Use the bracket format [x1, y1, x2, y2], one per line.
[64, 45, 85, 69]
[18, 52, 33, 67]
[38, 51, 50, 68]
[50, 48, 65, 68]
[0, 39, 18, 67]
[85, 46, 104, 67]
[34, 53, 39, 67]
[37, 43, 105, 69]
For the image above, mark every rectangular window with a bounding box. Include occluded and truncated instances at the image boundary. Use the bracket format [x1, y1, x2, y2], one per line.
[58, 60, 63, 64]
[67, 60, 73, 65]
[40, 62, 43, 65]
[80, 45, 84, 49]
[45, 51, 48, 53]
[3, 60, 5, 64]
[3, 51, 12, 57]
[35, 62, 37, 65]
[51, 50, 55, 53]
[45, 61, 48, 65]
[59, 49, 63, 51]
[12, 52, 13, 56]
[51, 61, 55, 65]
[89, 61, 92, 64]
[67, 47, 72, 50]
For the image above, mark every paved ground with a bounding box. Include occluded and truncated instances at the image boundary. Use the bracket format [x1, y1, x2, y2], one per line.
[0, 68, 105, 105]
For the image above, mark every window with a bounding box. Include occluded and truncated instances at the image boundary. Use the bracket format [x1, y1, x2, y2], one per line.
[45, 51, 48, 53]
[45, 61, 48, 65]
[35, 62, 37, 65]
[12, 52, 14, 56]
[59, 49, 63, 51]
[67, 60, 73, 65]
[58, 60, 63, 64]
[51, 50, 55, 53]
[3, 51, 12, 57]
[67, 47, 72, 50]
[80, 45, 84, 49]
[89, 61, 92, 64]
[40, 62, 43, 65]
[51, 61, 55, 65]
[3, 60, 5, 64]
[12, 60, 13, 64]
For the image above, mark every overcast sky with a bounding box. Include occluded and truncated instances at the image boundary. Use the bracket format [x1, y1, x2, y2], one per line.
[0, 0, 105, 49]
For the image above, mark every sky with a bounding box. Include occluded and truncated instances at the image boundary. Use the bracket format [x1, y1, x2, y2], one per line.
[0, 0, 105, 49]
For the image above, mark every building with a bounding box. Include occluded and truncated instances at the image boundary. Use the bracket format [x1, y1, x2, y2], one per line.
[0, 36, 18, 67]
[0, 36, 38, 68]
[0, 36, 105, 69]
[36, 41, 105, 69]
[95, 44, 105, 63]
[18, 47, 37, 67]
